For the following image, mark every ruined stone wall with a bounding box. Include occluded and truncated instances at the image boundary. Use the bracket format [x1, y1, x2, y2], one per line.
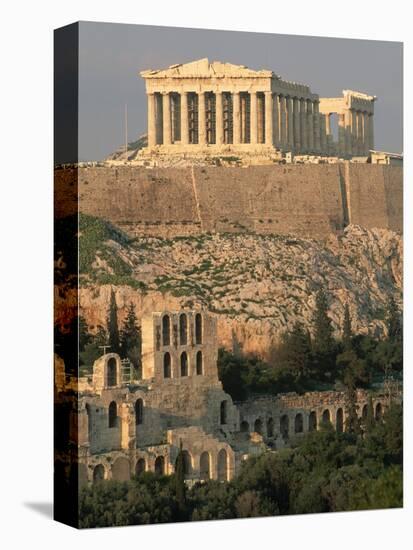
[56, 164, 402, 238]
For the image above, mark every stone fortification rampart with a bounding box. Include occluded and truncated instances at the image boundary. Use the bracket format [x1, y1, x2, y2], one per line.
[55, 164, 402, 239]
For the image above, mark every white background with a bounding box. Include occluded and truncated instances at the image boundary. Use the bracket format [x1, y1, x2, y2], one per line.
[0, 1, 411, 548]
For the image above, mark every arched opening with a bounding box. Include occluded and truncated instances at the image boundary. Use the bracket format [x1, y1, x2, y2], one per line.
[362, 404, 368, 419]
[267, 418, 274, 438]
[107, 357, 117, 387]
[280, 414, 289, 439]
[108, 401, 117, 428]
[135, 458, 146, 476]
[375, 403, 383, 421]
[220, 401, 228, 425]
[309, 411, 317, 432]
[86, 404, 92, 440]
[180, 351, 188, 377]
[182, 450, 192, 477]
[294, 413, 304, 433]
[195, 313, 203, 344]
[322, 409, 331, 425]
[240, 420, 249, 433]
[162, 315, 170, 346]
[217, 449, 228, 482]
[336, 408, 344, 433]
[254, 418, 263, 435]
[200, 451, 210, 480]
[93, 464, 105, 484]
[179, 313, 188, 345]
[112, 457, 130, 481]
[135, 398, 143, 425]
[154, 456, 165, 476]
[196, 350, 203, 375]
[163, 352, 171, 378]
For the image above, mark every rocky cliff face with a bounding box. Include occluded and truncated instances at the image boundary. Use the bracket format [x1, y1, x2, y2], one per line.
[55, 222, 402, 358]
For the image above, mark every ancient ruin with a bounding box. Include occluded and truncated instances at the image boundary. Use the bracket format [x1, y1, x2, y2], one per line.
[139, 58, 376, 161]
[55, 309, 391, 487]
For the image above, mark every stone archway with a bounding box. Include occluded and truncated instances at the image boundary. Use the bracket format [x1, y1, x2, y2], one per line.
[217, 449, 228, 481]
[200, 451, 210, 480]
[93, 464, 105, 484]
[112, 457, 130, 481]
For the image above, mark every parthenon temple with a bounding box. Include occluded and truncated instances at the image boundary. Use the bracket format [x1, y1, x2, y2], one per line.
[140, 58, 376, 159]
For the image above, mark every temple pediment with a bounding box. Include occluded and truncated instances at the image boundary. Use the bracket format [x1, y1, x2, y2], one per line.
[140, 58, 274, 79]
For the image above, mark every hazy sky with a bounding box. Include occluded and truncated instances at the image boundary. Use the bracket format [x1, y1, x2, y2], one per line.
[78, 21, 402, 160]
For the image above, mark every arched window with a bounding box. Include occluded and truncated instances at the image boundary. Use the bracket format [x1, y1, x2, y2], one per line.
[254, 418, 263, 435]
[135, 458, 146, 476]
[240, 420, 249, 433]
[375, 403, 382, 421]
[196, 350, 203, 375]
[108, 401, 117, 428]
[309, 411, 317, 432]
[154, 456, 165, 476]
[267, 418, 274, 438]
[220, 401, 228, 425]
[200, 451, 210, 480]
[181, 450, 192, 477]
[217, 449, 228, 482]
[280, 414, 289, 439]
[179, 314, 188, 345]
[322, 409, 331, 425]
[294, 413, 304, 433]
[86, 404, 92, 440]
[93, 464, 105, 484]
[362, 404, 368, 419]
[195, 313, 203, 344]
[336, 408, 344, 433]
[180, 351, 188, 376]
[163, 352, 171, 378]
[135, 398, 143, 425]
[107, 357, 117, 387]
[162, 315, 170, 346]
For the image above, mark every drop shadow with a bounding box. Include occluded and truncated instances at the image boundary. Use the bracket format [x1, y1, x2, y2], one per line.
[24, 502, 53, 519]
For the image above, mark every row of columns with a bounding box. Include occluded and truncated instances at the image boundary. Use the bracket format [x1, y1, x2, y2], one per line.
[147, 91, 373, 157]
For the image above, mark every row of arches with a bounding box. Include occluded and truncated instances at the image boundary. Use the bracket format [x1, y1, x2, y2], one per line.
[163, 350, 203, 378]
[105, 398, 144, 429]
[91, 448, 230, 484]
[162, 313, 203, 347]
[240, 402, 384, 440]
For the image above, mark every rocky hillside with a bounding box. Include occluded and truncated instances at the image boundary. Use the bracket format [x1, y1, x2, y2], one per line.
[55, 215, 402, 357]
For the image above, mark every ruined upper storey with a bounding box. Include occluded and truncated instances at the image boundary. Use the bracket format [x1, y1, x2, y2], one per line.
[139, 58, 376, 158]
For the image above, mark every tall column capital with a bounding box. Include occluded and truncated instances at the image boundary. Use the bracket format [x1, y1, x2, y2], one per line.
[180, 92, 188, 145]
[198, 92, 206, 146]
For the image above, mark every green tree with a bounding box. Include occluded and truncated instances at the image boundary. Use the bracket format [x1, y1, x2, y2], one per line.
[120, 302, 142, 371]
[277, 322, 312, 388]
[79, 316, 91, 352]
[174, 441, 186, 516]
[313, 289, 335, 355]
[107, 288, 120, 353]
[342, 303, 352, 351]
[385, 296, 402, 341]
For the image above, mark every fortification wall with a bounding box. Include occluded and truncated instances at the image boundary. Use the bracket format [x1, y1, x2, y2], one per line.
[55, 164, 402, 238]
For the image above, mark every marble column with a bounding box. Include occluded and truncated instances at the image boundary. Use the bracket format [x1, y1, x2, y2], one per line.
[351, 110, 357, 156]
[273, 93, 280, 147]
[198, 91, 207, 146]
[363, 112, 370, 154]
[287, 96, 294, 149]
[162, 92, 171, 146]
[147, 93, 156, 148]
[320, 114, 327, 153]
[265, 91, 273, 146]
[215, 91, 223, 146]
[368, 113, 374, 151]
[338, 113, 346, 156]
[233, 92, 241, 145]
[279, 95, 287, 148]
[357, 111, 363, 155]
[325, 113, 333, 154]
[307, 100, 314, 152]
[300, 98, 307, 152]
[250, 91, 258, 144]
[293, 97, 301, 151]
[313, 101, 321, 153]
[344, 109, 352, 156]
[180, 92, 189, 145]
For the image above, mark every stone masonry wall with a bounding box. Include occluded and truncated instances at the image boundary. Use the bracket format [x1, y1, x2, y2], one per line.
[55, 164, 402, 238]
